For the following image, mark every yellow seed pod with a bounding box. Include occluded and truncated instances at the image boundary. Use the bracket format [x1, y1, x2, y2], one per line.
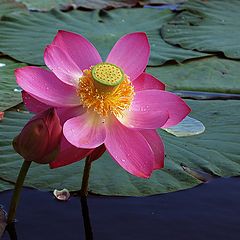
[91, 62, 124, 86]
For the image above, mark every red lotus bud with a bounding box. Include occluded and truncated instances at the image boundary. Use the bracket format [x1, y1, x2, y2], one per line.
[13, 108, 62, 164]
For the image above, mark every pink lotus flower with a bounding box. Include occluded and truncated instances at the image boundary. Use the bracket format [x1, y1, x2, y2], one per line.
[13, 108, 62, 164]
[15, 31, 190, 178]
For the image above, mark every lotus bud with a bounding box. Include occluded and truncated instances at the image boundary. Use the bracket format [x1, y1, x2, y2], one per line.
[90, 144, 106, 161]
[13, 108, 62, 164]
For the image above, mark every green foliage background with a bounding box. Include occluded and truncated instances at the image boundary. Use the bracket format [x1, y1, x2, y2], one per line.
[0, 0, 240, 196]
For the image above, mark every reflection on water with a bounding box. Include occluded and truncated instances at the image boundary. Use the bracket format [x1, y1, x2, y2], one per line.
[1, 177, 240, 240]
[5, 196, 93, 240]
[5, 224, 17, 240]
[80, 197, 93, 240]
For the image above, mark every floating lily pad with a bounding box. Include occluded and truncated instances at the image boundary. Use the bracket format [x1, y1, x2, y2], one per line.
[17, 0, 138, 11]
[65, 0, 138, 10]
[147, 57, 240, 93]
[0, 180, 13, 190]
[0, 8, 208, 66]
[140, 0, 188, 4]
[161, 0, 240, 59]
[17, 0, 58, 11]
[17, 0, 186, 11]
[163, 116, 205, 137]
[141, 0, 187, 4]
[0, 0, 27, 19]
[0, 58, 26, 111]
[0, 100, 240, 196]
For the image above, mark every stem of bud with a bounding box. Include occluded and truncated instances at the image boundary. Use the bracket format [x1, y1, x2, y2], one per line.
[7, 160, 31, 224]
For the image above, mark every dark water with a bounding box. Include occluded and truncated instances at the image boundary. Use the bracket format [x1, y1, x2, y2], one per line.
[1, 177, 240, 240]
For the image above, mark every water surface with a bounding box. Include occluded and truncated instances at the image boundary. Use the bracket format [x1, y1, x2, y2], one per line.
[1, 177, 240, 240]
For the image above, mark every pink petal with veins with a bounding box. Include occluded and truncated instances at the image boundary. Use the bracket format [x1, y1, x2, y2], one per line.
[133, 72, 165, 91]
[140, 130, 164, 169]
[106, 32, 150, 81]
[63, 111, 106, 149]
[16, 66, 79, 107]
[105, 118, 154, 178]
[130, 90, 191, 128]
[22, 91, 50, 113]
[44, 44, 82, 87]
[52, 30, 102, 70]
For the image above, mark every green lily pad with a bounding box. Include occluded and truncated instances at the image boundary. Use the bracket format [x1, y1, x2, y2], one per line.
[140, 0, 187, 4]
[0, 0, 27, 19]
[17, 0, 138, 11]
[0, 58, 26, 112]
[0, 180, 13, 191]
[0, 100, 240, 196]
[147, 57, 240, 93]
[161, 0, 240, 59]
[0, 8, 208, 66]
[18, 0, 187, 12]
[17, 0, 59, 11]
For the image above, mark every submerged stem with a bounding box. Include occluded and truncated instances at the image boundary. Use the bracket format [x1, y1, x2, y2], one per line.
[80, 155, 92, 197]
[7, 160, 31, 224]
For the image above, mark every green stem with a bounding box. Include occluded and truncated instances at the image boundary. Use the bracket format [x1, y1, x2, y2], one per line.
[80, 155, 92, 197]
[7, 160, 31, 224]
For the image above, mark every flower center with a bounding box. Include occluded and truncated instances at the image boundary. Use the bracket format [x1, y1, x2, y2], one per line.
[77, 63, 134, 118]
[92, 62, 124, 86]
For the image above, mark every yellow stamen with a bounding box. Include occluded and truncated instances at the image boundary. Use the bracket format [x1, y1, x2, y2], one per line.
[77, 66, 134, 118]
